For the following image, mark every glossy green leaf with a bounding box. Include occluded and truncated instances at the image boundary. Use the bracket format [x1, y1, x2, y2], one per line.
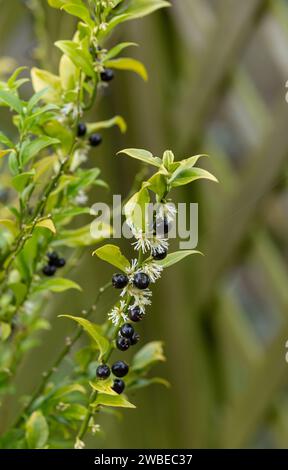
[132, 341, 166, 371]
[55, 40, 95, 78]
[25, 411, 49, 449]
[21, 136, 60, 165]
[62, 3, 94, 27]
[59, 316, 109, 359]
[105, 42, 138, 61]
[87, 115, 127, 134]
[118, 148, 161, 167]
[0, 89, 22, 113]
[90, 379, 117, 396]
[32, 278, 82, 294]
[105, 58, 148, 81]
[12, 171, 35, 192]
[156, 250, 202, 268]
[124, 186, 150, 231]
[93, 244, 130, 271]
[91, 393, 136, 409]
[0, 131, 14, 148]
[169, 167, 218, 187]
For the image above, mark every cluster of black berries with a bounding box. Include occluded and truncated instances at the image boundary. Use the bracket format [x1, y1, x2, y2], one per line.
[116, 322, 140, 352]
[96, 360, 129, 394]
[112, 271, 150, 291]
[42, 252, 66, 277]
[77, 123, 102, 147]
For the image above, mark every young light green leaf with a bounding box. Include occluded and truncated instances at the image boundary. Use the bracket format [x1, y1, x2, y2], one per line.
[118, 148, 161, 167]
[31, 67, 62, 103]
[33, 278, 82, 294]
[105, 58, 148, 81]
[0, 149, 13, 159]
[90, 379, 118, 396]
[59, 316, 109, 359]
[51, 384, 86, 401]
[156, 250, 202, 268]
[0, 89, 22, 114]
[55, 40, 95, 78]
[91, 393, 136, 409]
[87, 115, 127, 134]
[61, 3, 94, 27]
[124, 186, 150, 232]
[132, 341, 166, 371]
[169, 167, 218, 187]
[25, 411, 49, 449]
[35, 218, 56, 234]
[0, 218, 18, 235]
[0, 322, 11, 341]
[105, 42, 138, 61]
[93, 244, 130, 272]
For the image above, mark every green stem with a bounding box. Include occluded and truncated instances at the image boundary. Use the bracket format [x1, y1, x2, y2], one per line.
[13, 281, 111, 428]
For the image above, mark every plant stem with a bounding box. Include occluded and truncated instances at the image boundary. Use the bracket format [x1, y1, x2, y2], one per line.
[13, 281, 111, 428]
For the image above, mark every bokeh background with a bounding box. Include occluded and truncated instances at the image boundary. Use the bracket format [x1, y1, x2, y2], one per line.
[2, 0, 288, 448]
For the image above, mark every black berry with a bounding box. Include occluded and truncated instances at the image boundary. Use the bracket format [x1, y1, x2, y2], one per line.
[120, 323, 134, 339]
[96, 364, 111, 379]
[116, 337, 131, 351]
[77, 122, 87, 137]
[54, 257, 66, 268]
[42, 265, 56, 277]
[112, 273, 129, 289]
[89, 133, 102, 147]
[130, 332, 140, 346]
[47, 251, 59, 266]
[133, 272, 150, 290]
[152, 248, 168, 261]
[101, 68, 114, 82]
[111, 360, 129, 378]
[112, 379, 125, 394]
[154, 217, 171, 236]
[129, 306, 144, 322]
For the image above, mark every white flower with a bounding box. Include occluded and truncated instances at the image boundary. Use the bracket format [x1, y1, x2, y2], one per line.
[149, 236, 169, 256]
[132, 229, 153, 253]
[122, 285, 152, 312]
[125, 258, 138, 280]
[70, 146, 89, 172]
[91, 424, 101, 435]
[140, 262, 163, 283]
[99, 22, 108, 31]
[74, 189, 88, 206]
[108, 300, 128, 325]
[60, 103, 80, 122]
[155, 202, 177, 223]
[74, 438, 85, 449]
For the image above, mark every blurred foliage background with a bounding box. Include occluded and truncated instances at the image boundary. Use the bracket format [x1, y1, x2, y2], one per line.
[2, 0, 288, 448]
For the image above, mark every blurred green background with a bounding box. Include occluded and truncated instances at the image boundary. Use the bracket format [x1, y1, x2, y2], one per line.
[2, 0, 288, 448]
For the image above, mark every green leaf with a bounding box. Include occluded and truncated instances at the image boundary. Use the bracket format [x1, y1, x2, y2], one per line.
[21, 136, 60, 165]
[35, 218, 56, 234]
[87, 115, 127, 134]
[25, 411, 49, 449]
[0, 89, 22, 114]
[10, 282, 27, 305]
[118, 148, 161, 167]
[0, 322, 11, 341]
[0, 218, 18, 235]
[62, 3, 94, 27]
[127, 376, 170, 392]
[90, 379, 117, 396]
[32, 278, 82, 294]
[48, 0, 82, 8]
[124, 186, 150, 231]
[0, 131, 14, 148]
[162, 150, 174, 169]
[102, 0, 170, 36]
[54, 223, 111, 247]
[156, 250, 202, 268]
[12, 171, 35, 192]
[91, 393, 136, 409]
[31, 68, 62, 104]
[93, 244, 130, 272]
[51, 384, 86, 401]
[0, 149, 13, 159]
[59, 316, 109, 359]
[106, 42, 138, 61]
[105, 58, 148, 81]
[147, 172, 168, 199]
[55, 40, 95, 78]
[169, 167, 218, 187]
[132, 341, 166, 371]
